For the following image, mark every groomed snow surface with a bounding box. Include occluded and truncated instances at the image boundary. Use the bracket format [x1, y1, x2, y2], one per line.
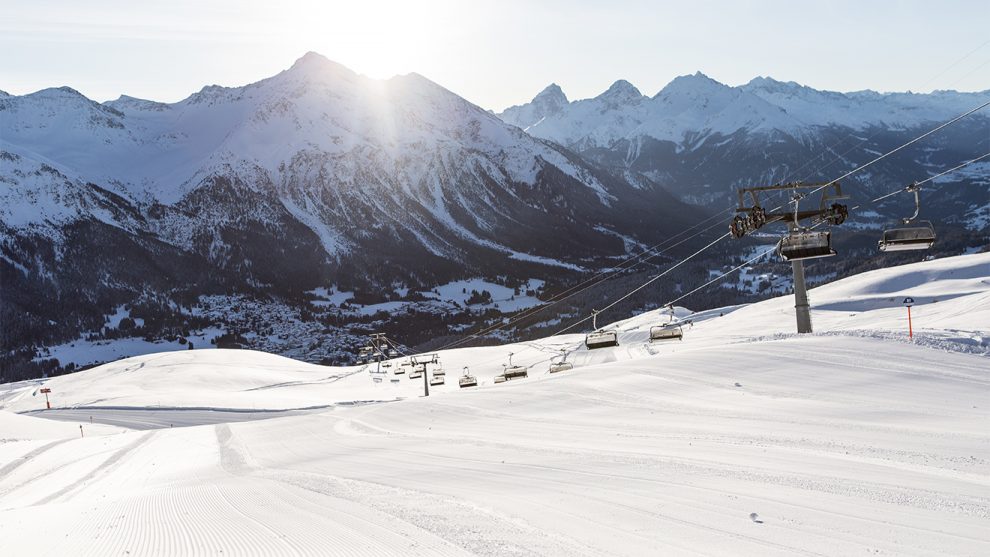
[2, 253, 989, 556]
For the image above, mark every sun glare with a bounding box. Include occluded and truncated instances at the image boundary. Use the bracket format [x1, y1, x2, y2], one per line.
[282, 0, 460, 79]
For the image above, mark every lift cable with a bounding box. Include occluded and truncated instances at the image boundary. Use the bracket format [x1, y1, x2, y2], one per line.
[550, 233, 730, 337]
[430, 208, 736, 352]
[868, 151, 990, 205]
[786, 99, 990, 207]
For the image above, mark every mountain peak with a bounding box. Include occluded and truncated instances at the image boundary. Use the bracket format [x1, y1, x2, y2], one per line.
[744, 76, 804, 93]
[106, 94, 171, 112]
[32, 86, 88, 99]
[599, 79, 642, 101]
[534, 83, 568, 104]
[656, 72, 730, 99]
[286, 51, 354, 79]
[291, 51, 331, 69]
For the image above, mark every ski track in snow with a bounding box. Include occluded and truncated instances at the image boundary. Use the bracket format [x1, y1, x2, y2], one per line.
[1, 253, 989, 556]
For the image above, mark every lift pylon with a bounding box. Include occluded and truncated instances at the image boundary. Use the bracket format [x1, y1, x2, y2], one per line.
[730, 182, 848, 334]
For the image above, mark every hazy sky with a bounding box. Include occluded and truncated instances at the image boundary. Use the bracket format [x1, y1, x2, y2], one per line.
[2, 0, 989, 110]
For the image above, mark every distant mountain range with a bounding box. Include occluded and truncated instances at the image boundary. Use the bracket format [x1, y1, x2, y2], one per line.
[1, 53, 987, 377]
[498, 74, 990, 214]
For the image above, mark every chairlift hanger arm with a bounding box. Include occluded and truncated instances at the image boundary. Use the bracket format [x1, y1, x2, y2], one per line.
[735, 181, 843, 212]
[903, 182, 922, 224]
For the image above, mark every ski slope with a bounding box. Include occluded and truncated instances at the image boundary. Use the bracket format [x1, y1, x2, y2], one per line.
[1, 253, 988, 556]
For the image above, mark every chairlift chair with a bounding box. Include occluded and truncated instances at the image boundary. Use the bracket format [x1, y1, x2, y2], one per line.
[493, 375, 507, 383]
[432, 368, 445, 377]
[650, 325, 683, 341]
[878, 183, 936, 252]
[503, 365, 528, 380]
[879, 224, 936, 251]
[549, 362, 573, 373]
[650, 303, 683, 341]
[409, 369, 423, 379]
[430, 375, 445, 386]
[778, 230, 836, 261]
[585, 330, 618, 349]
[458, 367, 478, 388]
[502, 352, 528, 380]
[584, 310, 619, 349]
[549, 349, 573, 373]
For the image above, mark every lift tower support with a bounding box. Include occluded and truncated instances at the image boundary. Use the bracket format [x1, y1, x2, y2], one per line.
[788, 223, 813, 333]
[729, 182, 849, 334]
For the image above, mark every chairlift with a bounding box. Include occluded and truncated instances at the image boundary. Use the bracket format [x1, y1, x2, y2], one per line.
[549, 362, 573, 373]
[409, 369, 423, 379]
[650, 326, 683, 341]
[879, 183, 936, 252]
[503, 366, 528, 379]
[778, 230, 836, 261]
[776, 192, 838, 262]
[549, 349, 573, 373]
[650, 303, 684, 341]
[458, 367, 478, 388]
[429, 375, 445, 386]
[502, 352, 528, 380]
[585, 310, 619, 349]
[493, 375, 507, 384]
[432, 367, 445, 377]
[879, 225, 936, 251]
[585, 330, 618, 349]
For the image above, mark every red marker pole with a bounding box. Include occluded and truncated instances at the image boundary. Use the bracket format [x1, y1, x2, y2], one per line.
[903, 297, 915, 341]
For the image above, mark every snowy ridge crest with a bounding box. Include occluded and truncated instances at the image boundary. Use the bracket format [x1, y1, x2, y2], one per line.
[498, 73, 990, 149]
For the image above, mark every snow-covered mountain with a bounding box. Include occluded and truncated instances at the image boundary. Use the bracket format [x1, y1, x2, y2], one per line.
[498, 74, 990, 211]
[2, 52, 695, 254]
[1, 53, 704, 374]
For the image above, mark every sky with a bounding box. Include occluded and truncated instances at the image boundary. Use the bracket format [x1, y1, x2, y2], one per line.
[2, 0, 989, 110]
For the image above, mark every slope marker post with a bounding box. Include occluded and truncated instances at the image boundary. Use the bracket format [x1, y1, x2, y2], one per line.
[903, 297, 915, 340]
